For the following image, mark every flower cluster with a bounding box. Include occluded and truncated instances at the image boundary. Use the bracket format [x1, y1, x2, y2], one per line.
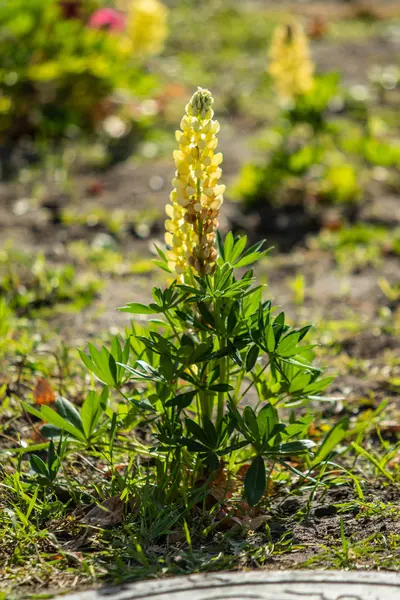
[126, 0, 168, 57]
[88, 8, 126, 33]
[89, 0, 168, 57]
[268, 21, 315, 101]
[165, 88, 225, 278]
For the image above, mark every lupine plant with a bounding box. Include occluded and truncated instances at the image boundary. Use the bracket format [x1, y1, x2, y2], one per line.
[35, 89, 333, 507]
[235, 21, 362, 214]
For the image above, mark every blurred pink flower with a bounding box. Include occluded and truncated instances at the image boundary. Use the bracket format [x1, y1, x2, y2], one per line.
[88, 8, 126, 32]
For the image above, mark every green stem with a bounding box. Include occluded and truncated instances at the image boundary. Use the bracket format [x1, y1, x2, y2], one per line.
[216, 337, 228, 427]
[165, 309, 180, 339]
[199, 388, 210, 423]
[239, 360, 270, 403]
[232, 370, 244, 405]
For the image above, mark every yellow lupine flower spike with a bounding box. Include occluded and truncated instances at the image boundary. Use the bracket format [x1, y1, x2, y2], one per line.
[165, 88, 224, 279]
[268, 21, 315, 101]
[127, 0, 168, 57]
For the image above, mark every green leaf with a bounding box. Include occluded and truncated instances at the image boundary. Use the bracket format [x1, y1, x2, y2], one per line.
[55, 398, 83, 433]
[129, 398, 155, 411]
[197, 302, 215, 328]
[202, 416, 218, 449]
[216, 230, 225, 260]
[209, 383, 234, 392]
[223, 232, 234, 262]
[117, 303, 159, 314]
[304, 376, 334, 394]
[185, 418, 210, 447]
[40, 406, 86, 442]
[159, 354, 174, 382]
[311, 417, 348, 466]
[230, 235, 247, 264]
[245, 345, 259, 372]
[204, 451, 220, 471]
[182, 438, 210, 453]
[243, 406, 259, 441]
[207, 365, 220, 386]
[21, 402, 46, 421]
[273, 312, 285, 329]
[351, 442, 394, 482]
[234, 252, 263, 268]
[154, 244, 168, 262]
[39, 424, 61, 439]
[217, 440, 249, 455]
[78, 350, 103, 382]
[269, 440, 316, 455]
[81, 391, 103, 439]
[278, 332, 300, 357]
[244, 455, 266, 506]
[298, 324, 312, 341]
[165, 390, 197, 410]
[153, 260, 172, 273]
[0, 442, 49, 454]
[257, 403, 278, 443]
[266, 325, 275, 353]
[190, 341, 215, 364]
[30, 455, 49, 478]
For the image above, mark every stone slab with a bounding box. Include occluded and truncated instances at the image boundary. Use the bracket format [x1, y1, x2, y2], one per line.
[58, 570, 400, 600]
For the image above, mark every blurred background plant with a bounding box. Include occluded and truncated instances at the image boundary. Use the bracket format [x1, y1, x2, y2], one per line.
[0, 0, 168, 177]
[233, 17, 400, 245]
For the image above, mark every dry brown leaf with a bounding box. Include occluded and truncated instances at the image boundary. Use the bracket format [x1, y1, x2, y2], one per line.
[307, 16, 328, 40]
[82, 495, 125, 528]
[34, 377, 55, 406]
[247, 515, 269, 531]
[209, 464, 234, 504]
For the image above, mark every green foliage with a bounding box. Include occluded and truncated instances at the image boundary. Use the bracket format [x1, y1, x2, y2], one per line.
[23, 388, 111, 446]
[76, 233, 333, 505]
[313, 224, 400, 270]
[0, 0, 156, 161]
[320, 164, 361, 205]
[286, 74, 340, 130]
[234, 74, 370, 215]
[29, 439, 64, 486]
[0, 248, 100, 316]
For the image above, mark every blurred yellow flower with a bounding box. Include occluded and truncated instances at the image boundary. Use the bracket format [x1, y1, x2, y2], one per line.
[166, 88, 224, 278]
[268, 21, 315, 101]
[126, 0, 168, 57]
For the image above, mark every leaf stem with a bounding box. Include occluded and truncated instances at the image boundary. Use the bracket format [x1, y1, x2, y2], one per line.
[239, 360, 270, 403]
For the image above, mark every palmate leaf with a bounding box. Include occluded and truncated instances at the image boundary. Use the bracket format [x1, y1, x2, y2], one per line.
[117, 360, 165, 382]
[217, 231, 272, 268]
[80, 388, 108, 440]
[185, 417, 210, 448]
[22, 401, 86, 442]
[79, 340, 126, 387]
